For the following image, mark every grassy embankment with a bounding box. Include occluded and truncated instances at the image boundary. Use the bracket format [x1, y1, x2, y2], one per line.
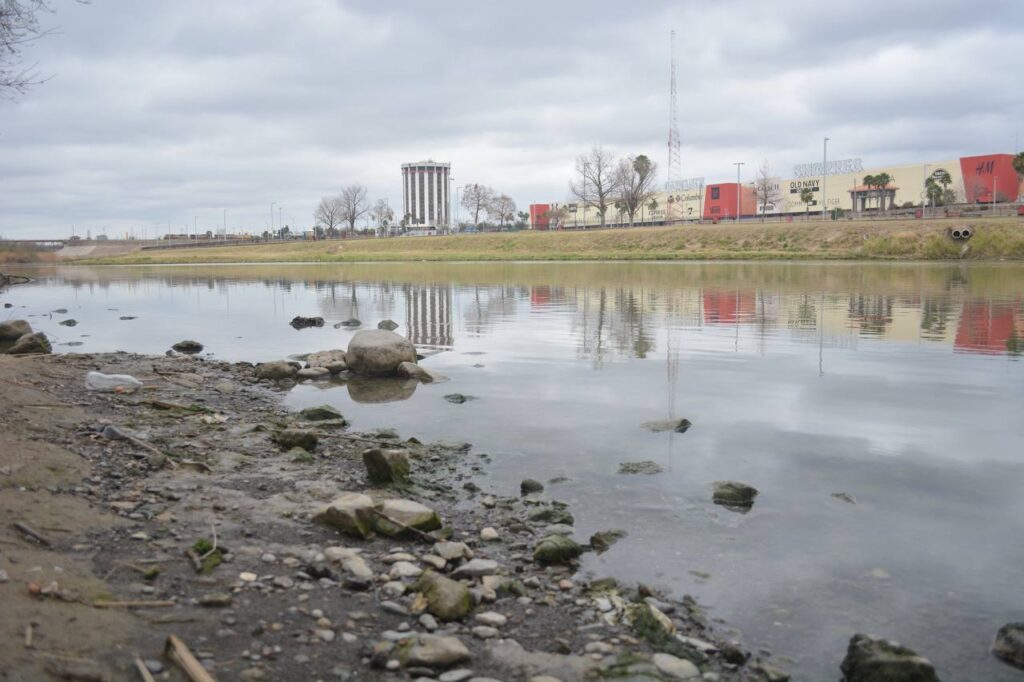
[0, 245, 58, 264]
[79, 216, 1024, 264]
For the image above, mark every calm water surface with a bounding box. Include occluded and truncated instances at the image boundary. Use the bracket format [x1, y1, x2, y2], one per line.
[5, 261, 1024, 681]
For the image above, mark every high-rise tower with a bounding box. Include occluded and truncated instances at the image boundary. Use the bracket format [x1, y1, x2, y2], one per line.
[401, 160, 451, 230]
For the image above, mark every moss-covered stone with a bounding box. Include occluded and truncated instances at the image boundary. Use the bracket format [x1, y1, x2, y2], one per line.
[533, 534, 583, 565]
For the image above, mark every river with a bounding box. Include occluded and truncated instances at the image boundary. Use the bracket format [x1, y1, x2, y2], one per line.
[5, 261, 1023, 681]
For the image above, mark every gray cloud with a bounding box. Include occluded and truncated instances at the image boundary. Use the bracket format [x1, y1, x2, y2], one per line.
[1, 0, 1021, 237]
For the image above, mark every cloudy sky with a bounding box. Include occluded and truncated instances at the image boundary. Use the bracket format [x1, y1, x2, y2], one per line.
[1, 0, 1021, 238]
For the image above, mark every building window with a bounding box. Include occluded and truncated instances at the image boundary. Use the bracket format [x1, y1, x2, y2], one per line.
[711, 187, 720, 200]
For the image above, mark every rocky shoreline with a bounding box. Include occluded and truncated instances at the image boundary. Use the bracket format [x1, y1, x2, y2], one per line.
[0, 347, 796, 682]
[0, 331, 1008, 680]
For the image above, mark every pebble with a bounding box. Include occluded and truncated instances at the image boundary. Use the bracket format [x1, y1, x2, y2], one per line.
[380, 600, 408, 615]
[422, 554, 447, 570]
[0, 569, 8, 583]
[382, 581, 406, 598]
[472, 625, 499, 639]
[143, 659, 164, 674]
[419, 614, 439, 631]
[439, 670, 475, 682]
[260, 553, 276, 563]
[480, 527, 500, 542]
[239, 572, 258, 582]
[272, 576, 294, 589]
[389, 561, 423, 579]
[452, 558, 498, 578]
[652, 652, 700, 679]
[644, 596, 675, 614]
[342, 632, 358, 643]
[558, 579, 573, 591]
[199, 593, 233, 607]
[474, 611, 507, 627]
[315, 629, 336, 643]
[584, 641, 614, 654]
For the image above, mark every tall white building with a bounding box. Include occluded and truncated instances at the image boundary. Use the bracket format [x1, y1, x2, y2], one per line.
[401, 160, 450, 229]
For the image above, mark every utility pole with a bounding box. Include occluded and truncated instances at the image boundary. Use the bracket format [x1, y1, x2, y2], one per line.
[733, 162, 744, 222]
[271, 202, 276, 234]
[223, 209, 227, 239]
[278, 206, 282, 233]
[822, 137, 830, 221]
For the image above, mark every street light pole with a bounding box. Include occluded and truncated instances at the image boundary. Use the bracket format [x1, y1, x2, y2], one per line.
[733, 162, 744, 222]
[223, 209, 227, 239]
[270, 202, 276, 234]
[822, 137, 830, 221]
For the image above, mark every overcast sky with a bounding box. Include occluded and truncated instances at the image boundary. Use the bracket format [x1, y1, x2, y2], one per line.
[1, 0, 1021, 238]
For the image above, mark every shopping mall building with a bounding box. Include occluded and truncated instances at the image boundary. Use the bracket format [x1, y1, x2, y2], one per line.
[529, 152, 1022, 229]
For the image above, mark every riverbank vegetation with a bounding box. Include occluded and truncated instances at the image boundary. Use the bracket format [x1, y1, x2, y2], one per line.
[78, 217, 1024, 265]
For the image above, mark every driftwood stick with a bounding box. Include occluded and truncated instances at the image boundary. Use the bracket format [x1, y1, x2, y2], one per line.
[11, 522, 52, 547]
[24, 623, 33, 648]
[134, 656, 157, 682]
[93, 599, 176, 609]
[368, 508, 435, 543]
[184, 547, 203, 573]
[165, 634, 217, 682]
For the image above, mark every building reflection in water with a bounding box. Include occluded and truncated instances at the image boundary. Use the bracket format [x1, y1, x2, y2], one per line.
[405, 284, 453, 348]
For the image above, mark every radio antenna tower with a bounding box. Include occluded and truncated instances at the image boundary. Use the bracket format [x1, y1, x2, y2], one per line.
[666, 29, 682, 190]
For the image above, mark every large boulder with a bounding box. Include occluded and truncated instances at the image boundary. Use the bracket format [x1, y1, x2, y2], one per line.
[993, 623, 1024, 668]
[346, 329, 417, 376]
[313, 493, 376, 539]
[363, 448, 411, 486]
[0, 320, 31, 340]
[7, 332, 51, 355]
[373, 498, 441, 537]
[840, 634, 939, 682]
[399, 633, 470, 669]
[255, 361, 298, 381]
[413, 571, 473, 622]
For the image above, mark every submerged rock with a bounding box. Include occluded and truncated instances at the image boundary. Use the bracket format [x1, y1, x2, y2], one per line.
[298, 405, 344, 422]
[346, 329, 417, 376]
[290, 315, 325, 329]
[993, 623, 1024, 668]
[712, 481, 759, 511]
[832, 492, 858, 504]
[255, 361, 298, 381]
[520, 479, 544, 495]
[338, 318, 362, 328]
[641, 418, 693, 434]
[296, 367, 331, 380]
[363, 448, 411, 486]
[589, 529, 627, 553]
[59, 319, 78, 327]
[533, 535, 582, 565]
[313, 493, 376, 539]
[377, 319, 399, 331]
[413, 571, 473, 622]
[618, 461, 664, 475]
[0, 320, 32, 340]
[527, 506, 574, 526]
[172, 340, 203, 353]
[444, 393, 475, 404]
[6, 332, 51, 355]
[840, 633, 939, 682]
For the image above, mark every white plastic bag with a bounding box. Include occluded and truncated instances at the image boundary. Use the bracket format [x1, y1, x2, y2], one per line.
[85, 371, 143, 392]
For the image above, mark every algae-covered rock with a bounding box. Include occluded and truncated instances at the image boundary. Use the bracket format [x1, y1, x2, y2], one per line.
[413, 571, 473, 622]
[533, 535, 583, 565]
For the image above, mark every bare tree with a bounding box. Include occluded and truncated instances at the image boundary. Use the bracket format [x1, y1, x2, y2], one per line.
[753, 159, 781, 221]
[314, 196, 343, 233]
[569, 146, 620, 227]
[338, 184, 369, 234]
[370, 198, 394, 237]
[614, 154, 658, 226]
[488, 195, 516, 227]
[1, 0, 87, 98]
[460, 184, 494, 226]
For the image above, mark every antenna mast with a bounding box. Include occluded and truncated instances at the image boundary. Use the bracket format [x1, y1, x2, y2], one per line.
[666, 30, 682, 191]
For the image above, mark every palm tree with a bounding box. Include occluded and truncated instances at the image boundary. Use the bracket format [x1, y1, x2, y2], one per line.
[646, 198, 658, 223]
[862, 174, 876, 212]
[875, 172, 892, 213]
[800, 187, 814, 220]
